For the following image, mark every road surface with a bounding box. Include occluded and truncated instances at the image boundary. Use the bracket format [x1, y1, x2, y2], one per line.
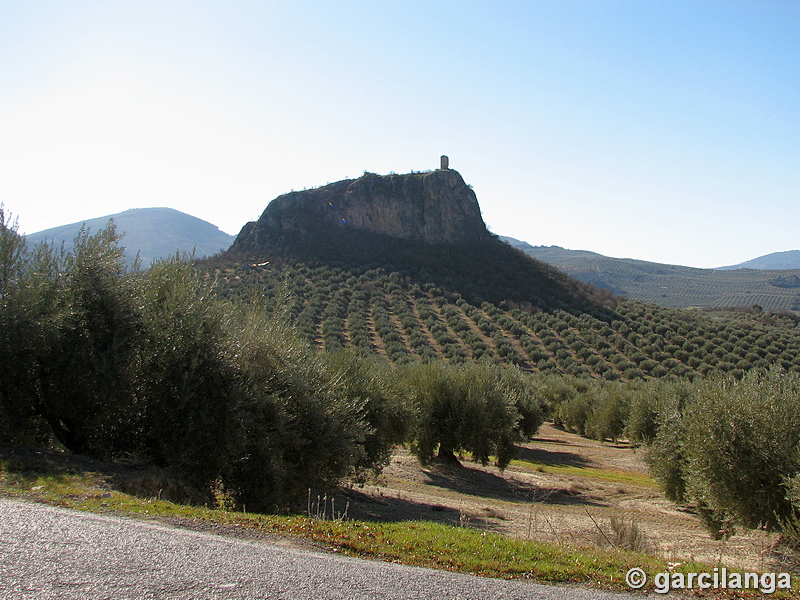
[0, 498, 638, 599]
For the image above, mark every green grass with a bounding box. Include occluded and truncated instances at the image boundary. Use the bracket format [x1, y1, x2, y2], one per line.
[509, 458, 659, 488]
[3, 452, 798, 597]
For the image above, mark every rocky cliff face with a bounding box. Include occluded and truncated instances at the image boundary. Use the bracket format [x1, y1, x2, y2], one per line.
[231, 169, 489, 253]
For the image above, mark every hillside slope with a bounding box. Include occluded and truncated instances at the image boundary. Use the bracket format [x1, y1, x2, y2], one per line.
[502, 238, 800, 312]
[27, 207, 234, 266]
[204, 169, 800, 381]
[717, 249, 800, 271]
[211, 259, 800, 380]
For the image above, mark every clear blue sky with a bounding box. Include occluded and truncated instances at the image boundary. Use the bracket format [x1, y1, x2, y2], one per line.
[2, 1, 798, 268]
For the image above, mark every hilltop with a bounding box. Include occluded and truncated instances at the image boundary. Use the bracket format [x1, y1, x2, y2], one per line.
[231, 168, 489, 250]
[26, 207, 234, 266]
[220, 168, 601, 313]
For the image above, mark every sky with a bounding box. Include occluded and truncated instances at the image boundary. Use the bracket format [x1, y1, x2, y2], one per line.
[1, 1, 798, 268]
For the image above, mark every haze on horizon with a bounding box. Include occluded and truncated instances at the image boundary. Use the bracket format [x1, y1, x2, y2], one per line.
[1, 1, 798, 269]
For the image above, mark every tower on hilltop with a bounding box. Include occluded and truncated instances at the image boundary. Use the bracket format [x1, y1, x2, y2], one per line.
[440, 155, 449, 170]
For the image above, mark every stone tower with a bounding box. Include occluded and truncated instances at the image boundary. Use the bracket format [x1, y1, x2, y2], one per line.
[440, 155, 449, 170]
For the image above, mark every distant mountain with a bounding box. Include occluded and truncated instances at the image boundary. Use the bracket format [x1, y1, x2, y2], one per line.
[26, 208, 235, 266]
[716, 250, 800, 271]
[500, 237, 800, 312]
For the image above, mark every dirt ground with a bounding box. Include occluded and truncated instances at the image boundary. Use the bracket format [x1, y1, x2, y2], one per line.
[334, 423, 790, 572]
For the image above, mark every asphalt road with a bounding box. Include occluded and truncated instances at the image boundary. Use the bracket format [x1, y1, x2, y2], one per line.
[0, 498, 638, 599]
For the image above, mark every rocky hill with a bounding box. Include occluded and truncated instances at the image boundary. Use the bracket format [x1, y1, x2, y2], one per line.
[230, 168, 489, 254]
[221, 169, 600, 314]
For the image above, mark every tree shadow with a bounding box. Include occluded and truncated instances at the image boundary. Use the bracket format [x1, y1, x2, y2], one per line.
[513, 445, 593, 469]
[0, 443, 209, 506]
[529, 435, 574, 445]
[333, 487, 506, 533]
[418, 460, 604, 507]
[331, 460, 606, 532]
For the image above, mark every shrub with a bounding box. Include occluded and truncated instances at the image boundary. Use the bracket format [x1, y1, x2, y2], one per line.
[403, 361, 545, 469]
[0, 209, 62, 445]
[28, 223, 144, 457]
[557, 392, 593, 436]
[625, 380, 690, 446]
[584, 387, 629, 442]
[647, 413, 688, 505]
[680, 368, 800, 533]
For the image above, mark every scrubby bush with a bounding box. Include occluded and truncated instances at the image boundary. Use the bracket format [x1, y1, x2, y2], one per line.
[226, 315, 404, 511]
[133, 258, 240, 485]
[17, 223, 144, 456]
[625, 380, 691, 446]
[584, 387, 629, 442]
[646, 411, 688, 505]
[0, 208, 64, 445]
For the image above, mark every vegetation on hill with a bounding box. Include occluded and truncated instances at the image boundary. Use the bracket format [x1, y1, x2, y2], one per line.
[6, 199, 800, 555]
[718, 249, 800, 271]
[208, 256, 800, 382]
[225, 220, 605, 313]
[504, 239, 800, 311]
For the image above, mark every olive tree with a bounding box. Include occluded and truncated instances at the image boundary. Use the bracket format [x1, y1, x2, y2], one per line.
[404, 361, 545, 469]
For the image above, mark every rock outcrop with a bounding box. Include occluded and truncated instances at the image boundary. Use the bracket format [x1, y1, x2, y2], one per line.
[231, 169, 489, 254]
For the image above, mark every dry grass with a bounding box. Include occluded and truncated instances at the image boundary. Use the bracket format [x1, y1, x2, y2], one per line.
[341, 423, 788, 574]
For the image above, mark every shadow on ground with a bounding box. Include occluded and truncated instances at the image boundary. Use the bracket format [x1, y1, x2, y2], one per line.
[420, 460, 605, 507]
[513, 445, 593, 469]
[0, 443, 207, 505]
[335, 487, 507, 532]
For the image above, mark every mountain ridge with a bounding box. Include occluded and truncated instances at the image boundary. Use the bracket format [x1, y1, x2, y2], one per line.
[502, 237, 800, 312]
[717, 249, 800, 271]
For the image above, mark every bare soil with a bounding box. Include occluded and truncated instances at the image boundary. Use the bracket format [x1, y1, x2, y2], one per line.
[337, 423, 789, 572]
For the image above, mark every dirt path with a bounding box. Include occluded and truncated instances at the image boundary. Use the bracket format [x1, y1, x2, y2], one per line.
[340, 424, 784, 572]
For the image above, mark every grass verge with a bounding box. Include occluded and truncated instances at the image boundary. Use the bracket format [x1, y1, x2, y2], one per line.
[1, 447, 796, 598]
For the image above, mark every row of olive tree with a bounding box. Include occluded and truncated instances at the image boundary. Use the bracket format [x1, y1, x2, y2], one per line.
[0, 211, 411, 511]
[0, 209, 547, 511]
[646, 367, 800, 539]
[537, 365, 800, 541]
